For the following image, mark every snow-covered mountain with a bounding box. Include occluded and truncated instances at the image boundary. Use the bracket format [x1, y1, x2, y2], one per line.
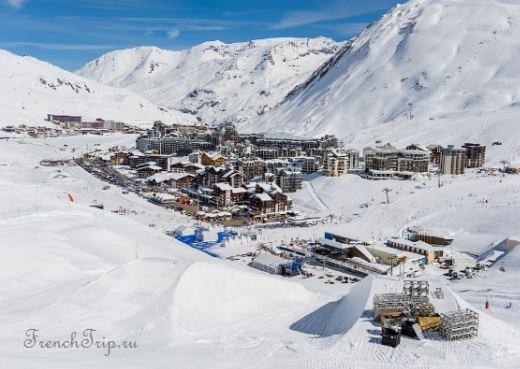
[240, 0, 520, 152]
[0, 49, 196, 127]
[75, 0, 520, 158]
[77, 38, 340, 125]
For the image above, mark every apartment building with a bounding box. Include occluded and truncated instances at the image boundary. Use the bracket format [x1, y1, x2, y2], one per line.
[440, 145, 467, 175]
[323, 149, 349, 176]
[275, 168, 303, 193]
[462, 143, 486, 168]
[236, 157, 265, 180]
[364, 144, 429, 173]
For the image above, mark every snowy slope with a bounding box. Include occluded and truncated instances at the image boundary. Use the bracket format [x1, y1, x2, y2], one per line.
[0, 49, 197, 127]
[2, 134, 520, 368]
[241, 0, 520, 149]
[77, 38, 340, 125]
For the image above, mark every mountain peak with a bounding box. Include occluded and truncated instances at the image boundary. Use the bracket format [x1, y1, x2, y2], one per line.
[0, 49, 196, 126]
[239, 0, 520, 156]
[77, 37, 341, 125]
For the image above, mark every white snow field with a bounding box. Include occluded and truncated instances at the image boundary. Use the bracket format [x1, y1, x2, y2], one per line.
[1, 134, 520, 369]
[77, 38, 340, 126]
[2, 0, 520, 365]
[0, 50, 196, 127]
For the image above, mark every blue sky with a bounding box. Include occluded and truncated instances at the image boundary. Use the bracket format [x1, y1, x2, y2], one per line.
[0, 0, 400, 70]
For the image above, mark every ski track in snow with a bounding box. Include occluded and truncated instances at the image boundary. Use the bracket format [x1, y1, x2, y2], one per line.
[303, 180, 329, 212]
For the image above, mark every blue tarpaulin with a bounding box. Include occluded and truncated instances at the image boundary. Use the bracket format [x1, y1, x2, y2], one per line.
[174, 229, 237, 258]
[324, 232, 335, 241]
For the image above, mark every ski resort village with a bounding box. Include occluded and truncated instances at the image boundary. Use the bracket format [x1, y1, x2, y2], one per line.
[2, 0, 520, 368]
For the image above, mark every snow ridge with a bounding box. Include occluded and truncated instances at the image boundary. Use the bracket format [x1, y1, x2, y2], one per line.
[0, 49, 196, 127]
[240, 0, 520, 151]
[77, 38, 341, 125]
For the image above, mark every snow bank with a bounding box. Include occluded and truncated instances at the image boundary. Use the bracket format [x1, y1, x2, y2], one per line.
[171, 261, 315, 331]
[290, 275, 374, 337]
[22, 258, 186, 338]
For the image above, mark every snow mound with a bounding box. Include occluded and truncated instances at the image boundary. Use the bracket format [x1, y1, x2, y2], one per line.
[21, 258, 187, 339]
[171, 261, 315, 331]
[290, 275, 374, 337]
[478, 238, 520, 267]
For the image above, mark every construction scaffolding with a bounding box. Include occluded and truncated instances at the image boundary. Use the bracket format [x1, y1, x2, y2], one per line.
[411, 295, 435, 316]
[433, 287, 444, 299]
[373, 293, 410, 320]
[403, 280, 429, 296]
[440, 309, 479, 341]
[373, 293, 434, 320]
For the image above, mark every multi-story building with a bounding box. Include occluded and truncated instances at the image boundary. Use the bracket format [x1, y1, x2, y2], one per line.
[235, 142, 254, 157]
[213, 183, 234, 207]
[188, 151, 201, 164]
[364, 144, 429, 173]
[222, 123, 238, 142]
[427, 145, 443, 166]
[135, 162, 163, 178]
[301, 157, 320, 173]
[462, 143, 486, 168]
[199, 166, 223, 187]
[345, 149, 360, 170]
[136, 135, 195, 156]
[249, 183, 293, 216]
[276, 168, 303, 193]
[236, 157, 265, 181]
[201, 152, 227, 166]
[324, 149, 349, 176]
[264, 159, 289, 174]
[386, 238, 444, 263]
[252, 135, 338, 156]
[288, 156, 320, 174]
[278, 147, 304, 158]
[110, 152, 130, 166]
[221, 168, 245, 188]
[190, 141, 215, 152]
[398, 150, 430, 172]
[136, 122, 215, 156]
[146, 172, 196, 189]
[47, 114, 82, 124]
[129, 154, 173, 171]
[200, 166, 244, 188]
[440, 145, 467, 175]
[253, 147, 279, 160]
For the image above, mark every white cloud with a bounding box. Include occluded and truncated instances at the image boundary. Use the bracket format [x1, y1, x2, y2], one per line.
[6, 0, 25, 9]
[167, 28, 180, 39]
